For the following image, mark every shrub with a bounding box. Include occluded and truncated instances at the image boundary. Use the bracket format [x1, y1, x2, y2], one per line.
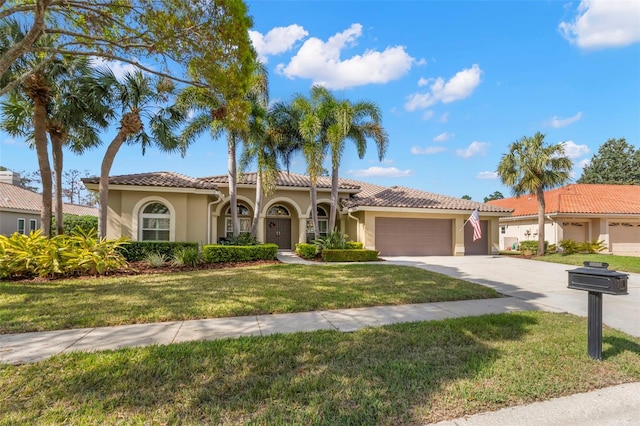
[222, 233, 260, 246]
[202, 244, 278, 263]
[346, 241, 364, 249]
[519, 240, 548, 254]
[546, 243, 557, 254]
[559, 239, 580, 255]
[578, 239, 607, 254]
[144, 252, 168, 268]
[295, 243, 318, 259]
[321, 249, 379, 262]
[171, 247, 201, 267]
[53, 214, 98, 236]
[118, 241, 199, 262]
[313, 231, 349, 250]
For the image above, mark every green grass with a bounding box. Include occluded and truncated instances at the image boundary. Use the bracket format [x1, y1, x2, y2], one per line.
[535, 253, 640, 273]
[0, 264, 499, 334]
[1, 312, 639, 425]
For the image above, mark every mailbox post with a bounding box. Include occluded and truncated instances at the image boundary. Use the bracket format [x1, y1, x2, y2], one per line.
[567, 261, 628, 361]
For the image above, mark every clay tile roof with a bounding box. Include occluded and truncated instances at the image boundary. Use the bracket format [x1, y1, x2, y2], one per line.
[82, 172, 219, 190]
[200, 171, 361, 190]
[342, 184, 513, 213]
[486, 184, 640, 216]
[0, 183, 98, 216]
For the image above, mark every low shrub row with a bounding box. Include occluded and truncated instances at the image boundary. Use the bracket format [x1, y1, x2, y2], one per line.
[295, 243, 318, 259]
[202, 244, 278, 263]
[118, 241, 200, 261]
[321, 249, 379, 262]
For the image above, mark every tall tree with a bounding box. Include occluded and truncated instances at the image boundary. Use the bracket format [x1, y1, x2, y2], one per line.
[483, 191, 504, 203]
[92, 68, 185, 238]
[496, 132, 572, 256]
[577, 138, 640, 184]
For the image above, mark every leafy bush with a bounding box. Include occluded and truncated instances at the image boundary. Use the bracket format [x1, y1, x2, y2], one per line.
[0, 229, 128, 279]
[321, 249, 379, 262]
[346, 241, 364, 249]
[559, 239, 580, 255]
[144, 252, 168, 268]
[546, 243, 557, 254]
[560, 238, 607, 255]
[295, 243, 318, 259]
[52, 214, 98, 235]
[313, 231, 349, 250]
[221, 233, 260, 246]
[202, 244, 278, 263]
[118, 241, 199, 261]
[171, 247, 201, 267]
[519, 240, 548, 254]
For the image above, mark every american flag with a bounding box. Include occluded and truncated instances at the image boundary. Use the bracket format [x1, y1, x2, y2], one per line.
[469, 209, 482, 241]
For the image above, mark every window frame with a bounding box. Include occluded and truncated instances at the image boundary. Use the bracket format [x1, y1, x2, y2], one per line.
[29, 219, 38, 233]
[140, 202, 171, 242]
[225, 202, 252, 238]
[17, 218, 26, 234]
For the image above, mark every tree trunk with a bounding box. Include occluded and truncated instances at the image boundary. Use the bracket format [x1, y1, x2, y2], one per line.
[250, 168, 262, 237]
[536, 186, 546, 256]
[228, 133, 239, 237]
[329, 163, 339, 232]
[50, 132, 64, 235]
[33, 98, 52, 237]
[310, 185, 319, 240]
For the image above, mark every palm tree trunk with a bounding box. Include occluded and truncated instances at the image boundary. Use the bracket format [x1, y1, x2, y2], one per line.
[32, 98, 52, 237]
[329, 163, 339, 231]
[250, 168, 262, 237]
[310, 184, 319, 240]
[50, 133, 64, 235]
[228, 133, 239, 237]
[99, 133, 127, 238]
[536, 186, 546, 256]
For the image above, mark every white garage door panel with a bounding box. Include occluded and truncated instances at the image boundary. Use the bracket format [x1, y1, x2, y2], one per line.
[375, 218, 452, 256]
[609, 223, 640, 254]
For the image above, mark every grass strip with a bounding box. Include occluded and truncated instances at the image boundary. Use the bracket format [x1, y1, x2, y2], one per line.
[534, 253, 640, 273]
[1, 312, 639, 424]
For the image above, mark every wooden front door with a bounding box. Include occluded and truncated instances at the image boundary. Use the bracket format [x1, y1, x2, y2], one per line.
[266, 218, 291, 249]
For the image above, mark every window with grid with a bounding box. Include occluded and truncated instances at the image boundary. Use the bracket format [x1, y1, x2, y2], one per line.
[140, 202, 170, 241]
[306, 206, 328, 242]
[29, 219, 37, 233]
[17, 218, 26, 234]
[225, 203, 252, 237]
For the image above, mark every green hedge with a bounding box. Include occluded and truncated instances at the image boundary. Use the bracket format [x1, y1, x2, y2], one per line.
[118, 241, 199, 262]
[321, 249, 379, 262]
[346, 241, 364, 249]
[202, 244, 278, 263]
[518, 240, 548, 253]
[295, 243, 318, 259]
[52, 214, 98, 236]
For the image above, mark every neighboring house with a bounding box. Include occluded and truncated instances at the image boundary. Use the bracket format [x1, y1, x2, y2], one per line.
[0, 171, 98, 236]
[82, 171, 512, 256]
[487, 184, 640, 256]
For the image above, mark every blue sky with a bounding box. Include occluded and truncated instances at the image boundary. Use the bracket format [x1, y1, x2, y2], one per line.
[1, 0, 639, 202]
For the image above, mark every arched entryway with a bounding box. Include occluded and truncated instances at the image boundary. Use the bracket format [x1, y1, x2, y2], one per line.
[265, 204, 292, 249]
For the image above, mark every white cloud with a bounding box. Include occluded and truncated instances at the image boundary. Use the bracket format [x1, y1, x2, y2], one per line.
[417, 77, 430, 87]
[476, 171, 498, 180]
[410, 146, 446, 155]
[456, 141, 489, 159]
[249, 25, 308, 63]
[559, 0, 640, 49]
[578, 158, 591, 169]
[349, 166, 413, 178]
[562, 140, 590, 159]
[405, 64, 482, 111]
[422, 110, 434, 120]
[439, 112, 449, 123]
[277, 23, 416, 89]
[90, 57, 140, 79]
[433, 132, 454, 142]
[549, 112, 583, 128]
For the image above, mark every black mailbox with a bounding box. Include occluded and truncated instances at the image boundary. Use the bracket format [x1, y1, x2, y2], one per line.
[567, 262, 628, 295]
[567, 261, 630, 361]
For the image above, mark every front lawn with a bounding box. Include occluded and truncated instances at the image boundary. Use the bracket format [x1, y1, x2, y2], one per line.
[0, 264, 499, 334]
[1, 311, 639, 424]
[534, 253, 640, 273]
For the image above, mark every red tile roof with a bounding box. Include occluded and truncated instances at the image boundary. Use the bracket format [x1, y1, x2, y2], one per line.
[0, 183, 98, 216]
[487, 184, 640, 216]
[82, 172, 219, 190]
[201, 171, 361, 190]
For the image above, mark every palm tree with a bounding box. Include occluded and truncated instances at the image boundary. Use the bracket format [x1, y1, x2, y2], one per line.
[92, 68, 185, 237]
[496, 132, 572, 256]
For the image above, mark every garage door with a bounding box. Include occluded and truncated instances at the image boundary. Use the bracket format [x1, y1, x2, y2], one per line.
[563, 222, 588, 242]
[609, 222, 640, 254]
[464, 220, 489, 255]
[375, 218, 452, 256]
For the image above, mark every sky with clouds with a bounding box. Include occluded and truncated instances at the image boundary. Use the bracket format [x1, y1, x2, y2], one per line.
[1, 0, 639, 202]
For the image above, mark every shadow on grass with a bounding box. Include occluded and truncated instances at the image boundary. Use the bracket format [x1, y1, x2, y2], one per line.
[1, 314, 538, 425]
[603, 335, 640, 360]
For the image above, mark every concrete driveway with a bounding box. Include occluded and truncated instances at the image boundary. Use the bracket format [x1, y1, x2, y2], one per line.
[382, 255, 640, 337]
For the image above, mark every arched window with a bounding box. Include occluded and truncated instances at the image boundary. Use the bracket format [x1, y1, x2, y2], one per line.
[267, 205, 290, 216]
[225, 203, 252, 237]
[306, 206, 329, 242]
[140, 202, 170, 241]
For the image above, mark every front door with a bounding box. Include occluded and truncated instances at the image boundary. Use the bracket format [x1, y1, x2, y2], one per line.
[266, 218, 291, 249]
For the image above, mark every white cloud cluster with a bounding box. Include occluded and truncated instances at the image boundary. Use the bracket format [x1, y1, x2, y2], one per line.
[433, 132, 454, 142]
[476, 171, 498, 180]
[410, 146, 446, 155]
[349, 166, 413, 178]
[559, 0, 640, 49]
[562, 140, 590, 159]
[249, 25, 309, 63]
[276, 24, 415, 89]
[90, 57, 140, 79]
[455, 141, 489, 159]
[405, 64, 482, 111]
[549, 112, 582, 128]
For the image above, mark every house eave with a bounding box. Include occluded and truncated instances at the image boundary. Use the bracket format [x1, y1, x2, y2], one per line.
[83, 183, 221, 196]
[344, 206, 512, 217]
